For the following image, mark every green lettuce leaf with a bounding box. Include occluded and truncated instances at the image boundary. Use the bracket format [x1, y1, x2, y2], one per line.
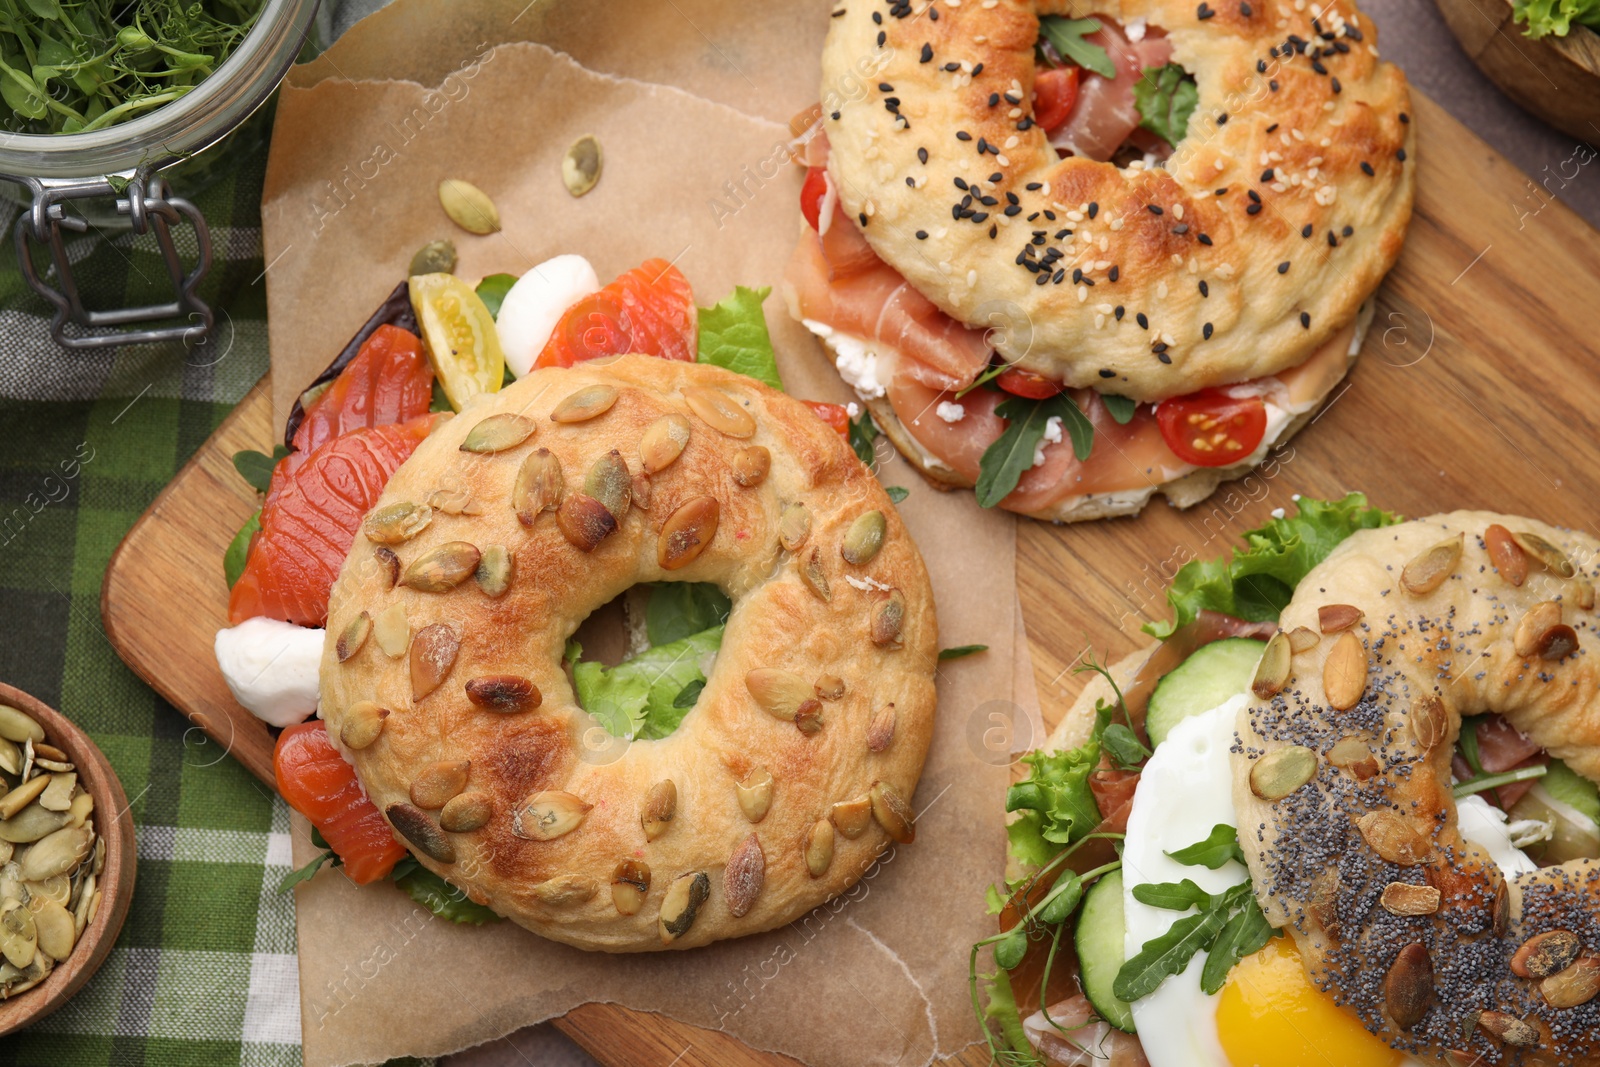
[1004, 704, 1108, 869]
[697, 286, 785, 391]
[645, 582, 731, 646]
[569, 625, 723, 740]
[393, 863, 503, 925]
[1513, 0, 1600, 37]
[1134, 63, 1199, 149]
[475, 273, 518, 319]
[224, 510, 261, 589]
[1144, 493, 1401, 638]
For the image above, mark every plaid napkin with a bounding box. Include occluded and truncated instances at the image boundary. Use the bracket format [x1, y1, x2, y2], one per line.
[0, 119, 431, 1067]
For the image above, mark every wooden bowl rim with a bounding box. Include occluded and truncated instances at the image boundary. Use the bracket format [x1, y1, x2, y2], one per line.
[0, 682, 137, 1037]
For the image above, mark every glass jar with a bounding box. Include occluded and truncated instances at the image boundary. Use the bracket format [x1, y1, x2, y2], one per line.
[0, 0, 325, 349]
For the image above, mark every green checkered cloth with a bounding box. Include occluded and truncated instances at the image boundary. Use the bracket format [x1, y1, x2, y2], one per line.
[0, 123, 313, 1067]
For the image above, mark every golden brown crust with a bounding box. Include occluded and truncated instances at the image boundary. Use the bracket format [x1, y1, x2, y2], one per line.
[1233, 512, 1600, 1065]
[319, 356, 938, 952]
[822, 0, 1413, 403]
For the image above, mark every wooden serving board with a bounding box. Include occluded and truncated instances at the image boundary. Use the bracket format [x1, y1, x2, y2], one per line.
[101, 94, 1600, 1066]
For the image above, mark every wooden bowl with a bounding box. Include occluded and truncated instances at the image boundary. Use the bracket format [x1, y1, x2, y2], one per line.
[1434, 0, 1600, 143]
[0, 682, 136, 1037]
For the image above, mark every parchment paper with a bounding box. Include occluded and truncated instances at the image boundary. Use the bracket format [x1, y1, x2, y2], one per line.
[259, 3, 1026, 1064]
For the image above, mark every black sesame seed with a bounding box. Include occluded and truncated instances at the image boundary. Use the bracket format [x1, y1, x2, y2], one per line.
[1331, 76, 1342, 94]
[1400, 112, 1410, 123]
[1099, 368, 1116, 378]
[943, 61, 960, 72]
[972, 62, 984, 75]
[1361, 161, 1375, 176]
[1017, 117, 1034, 131]
[1278, 261, 1290, 274]
[1266, 123, 1279, 133]
[989, 224, 997, 238]
[1247, 203, 1262, 215]
[951, 205, 962, 220]
[1198, 2, 1215, 18]
[1270, 80, 1279, 91]
[1199, 280, 1209, 297]
[1240, 1, 1252, 14]
[1213, 187, 1228, 196]
[928, 5, 938, 18]
[918, 147, 929, 164]
[1109, 265, 1120, 282]
[1302, 224, 1313, 238]
[859, 212, 868, 226]
[1198, 233, 1213, 245]
[1300, 311, 1311, 328]
[919, 42, 933, 62]
[954, 176, 968, 190]
[1342, 225, 1353, 236]
[1088, 202, 1100, 219]
[1027, 212, 1039, 221]
[1072, 268, 1083, 283]
[1217, 113, 1229, 126]
[956, 130, 972, 141]
[1158, 352, 1172, 364]
[1257, 59, 1268, 73]
[1148, 204, 1164, 215]
[1173, 223, 1190, 235]
[1327, 231, 1337, 247]
[988, 92, 1000, 107]
[1005, 191, 1019, 205]
[1004, 91, 1021, 104]
[1397, 148, 1407, 162]
[1203, 322, 1214, 339]
[980, 195, 998, 206]
[1114, 306, 1125, 320]
[905, 176, 915, 187]
[977, 136, 989, 153]
[1054, 229, 1071, 239]
[1261, 168, 1275, 182]
[877, 30, 886, 46]
[831, 111, 841, 121]
[831, 7, 846, 17]
[992, 172, 1005, 184]
[1248, 189, 1261, 203]
[872, 11, 882, 23]
[971, 211, 989, 223]
[915, 230, 928, 240]
[1152, 341, 1169, 353]
[1043, 210, 1056, 220]
[1036, 272, 1050, 286]
[1025, 181, 1043, 191]
[1311, 58, 1328, 75]
[1052, 268, 1066, 284]
[1004, 205, 1021, 217]
[879, 82, 893, 92]
[1136, 312, 1149, 329]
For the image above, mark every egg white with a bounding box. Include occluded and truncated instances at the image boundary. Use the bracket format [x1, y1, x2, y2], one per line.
[1121, 696, 1530, 1067]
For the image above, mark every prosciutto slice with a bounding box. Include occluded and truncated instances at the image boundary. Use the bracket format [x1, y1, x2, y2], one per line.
[1048, 24, 1173, 162]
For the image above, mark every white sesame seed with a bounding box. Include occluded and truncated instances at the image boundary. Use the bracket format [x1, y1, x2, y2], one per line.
[1269, 151, 1283, 163]
[1161, 332, 1175, 346]
[1217, 263, 1235, 278]
[1169, 254, 1183, 266]
[1004, 136, 1019, 149]
[967, 269, 978, 287]
[939, 260, 953, 274]
[1315, 185, 1338, 206]
[1173, 203, 1185, 219]
[1077, 287, 1089, 303]
[1110, 217, 1124, 231]
[1008, 107, 1023, 118]
[1097, 236, 1109, 252]
[1156, 281, 1169, 298]
[1213, 159, 1226, 172]
[1094, 259, 1111, 270]
[1096, 303, 1115, 314]
[1094, 313, 1106, 329]
[1260, 152, 1271, 166]
[996, 155, 1009, 166]
[1188, 258, 1199, 274]
[1292, 128, 1306, 141]
[1271, 182, 1287, 193]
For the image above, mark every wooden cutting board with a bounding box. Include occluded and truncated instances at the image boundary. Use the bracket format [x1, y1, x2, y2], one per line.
[100, 94, 1600, 1065]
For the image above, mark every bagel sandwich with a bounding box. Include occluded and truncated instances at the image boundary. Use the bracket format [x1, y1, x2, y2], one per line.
[217, 257, 940, 951]
[785, 1, 1413, 520]
[978, 495, 1600, 1067]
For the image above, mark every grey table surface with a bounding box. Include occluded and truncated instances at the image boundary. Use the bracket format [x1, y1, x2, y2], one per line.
[364, 2, 1597, 1065]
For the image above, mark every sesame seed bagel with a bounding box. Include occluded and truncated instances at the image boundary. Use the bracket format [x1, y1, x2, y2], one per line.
[1235, 512, 1600, 1064]
[822, 0, 1414, 403]
[318, 355, 938, 952]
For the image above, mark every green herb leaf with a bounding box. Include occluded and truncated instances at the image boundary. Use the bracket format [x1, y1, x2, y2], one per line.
[570, 625, 724, 741]
[993, 925, 1029, 970]
[1167, 824, 1246, 870]
[672, 678, 705, 709]
[1133, 63, 1199, 149]
[224, 510, 261, 589]
[1132, 878, 1215, 912]
[849, 408, 880, 466]
[393, 865, 503, 925]
[1453, 763, 1549, 799]
[1145, 494, 1402, 638]
[1038, 16, 1118, 79]
[1004, 725, 1105, 868]
[938, 644, 989, 661]
[429, 379, 452, 412]
[982, 969, 1041, 1063]
[1036, 869, 1084, 925]
[985, 883, 1009, 916]
[231, 446, 288, 493]
[697, 286, 785, 391]
[646, 582, 731, 646]
[1513, 0, 1600, 38]
[475, 273, 518, 320]
[277, 849, 338, 893]
[1459, 719, 1484, 776]
[975, 394, 1091, 508]
[1102, 723, 1149, 770]
[885, 485, 910, 504]
[1200, 893, 1277, 994]
[1102, 394, 1138, 425]
[1113, 906, 1231, 1002]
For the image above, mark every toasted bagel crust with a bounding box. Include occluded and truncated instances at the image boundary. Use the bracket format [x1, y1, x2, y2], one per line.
[320, 356, 937, 952]
[822, 0, 1413, 403]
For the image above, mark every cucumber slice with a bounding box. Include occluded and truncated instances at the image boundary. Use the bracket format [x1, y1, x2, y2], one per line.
[1146, 638, 1267, 747]
[1075, 868, 1135, 1033]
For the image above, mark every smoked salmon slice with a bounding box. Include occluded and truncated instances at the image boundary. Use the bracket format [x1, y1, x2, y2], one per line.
[275, 721, 406, 885]
[534, 259, 698, 368]
[291, 325, 434, 454]
[228, 415, 438, 628]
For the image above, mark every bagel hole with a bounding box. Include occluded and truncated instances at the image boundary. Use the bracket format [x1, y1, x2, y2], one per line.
[563, 581, 731, 741]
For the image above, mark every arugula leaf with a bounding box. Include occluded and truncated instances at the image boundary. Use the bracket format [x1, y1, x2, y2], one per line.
[885, 485, 910, 504]
[474, 273, 518, 319]
[570, 625, 724, 740]
[1132, 878, 1215, 912]
[1166, 824, 1246, 870]
[224, 510, 261, 589]
[1133, 63, 1199, 149]
[938, 644, 989, 661]
[1004, 707, 1107, 868]
[277, 848, 338, 893]
[1113, 906, 1231, 1001]
[1102, 394, 1138, 425]
[697, 286, 785, 391]
[1145, 494, 1401, 638]
[646, 582, 731, 646]
[1200, 894, 1277, 994]
[393, 865, 503, 925]
[975, 394, 1091, 508]
[1514, 0, 1600, 37]
[1102, 723, 1149, 770]
[1038, 16, 1118, 79]
[849, 408, 880, 466]
[231, 446, 288, 493]
[672, 678, 705, 709]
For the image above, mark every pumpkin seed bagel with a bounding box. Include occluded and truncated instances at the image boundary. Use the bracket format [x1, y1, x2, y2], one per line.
[318, 355, 938, 952]
[1234, 512, 1600, 1064]
[822, 0, 1414, 403]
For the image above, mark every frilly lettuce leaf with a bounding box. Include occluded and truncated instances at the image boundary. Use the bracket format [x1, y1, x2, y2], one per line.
[1513, 0, 1600, 37]
[697, 286, 784, 391]
[569, 625, 723, 740]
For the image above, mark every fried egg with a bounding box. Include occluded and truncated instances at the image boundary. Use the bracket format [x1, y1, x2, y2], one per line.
[1122, 695, 1533, 1067]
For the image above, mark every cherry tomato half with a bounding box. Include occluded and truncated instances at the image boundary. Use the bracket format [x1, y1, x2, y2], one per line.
[800, 167, 829, 231]
[1033, 66, 1081, 133]
[996, 367, 1064, 399]
[1155, 388, 1268, 467]
[803, 400, 852, 437]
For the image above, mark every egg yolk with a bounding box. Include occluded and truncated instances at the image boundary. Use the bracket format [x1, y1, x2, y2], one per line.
[1216, 937, 1406, 1067]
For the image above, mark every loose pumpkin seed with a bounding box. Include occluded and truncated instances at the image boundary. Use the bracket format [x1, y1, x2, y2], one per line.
[373, 546, 400, 587]
[409, 239, 457, 277]
[340, 702, 388, 751]
[0, 707, 43, 745]
[1541, 955, 1600, 1008]
[870, 590, 906, 648]
[1485, 524, 1527, 586]
[1512, 930, 1582, 979]
[794, 702, 824, 736]
[1476, 1010, 1540, 1047]
[778, 504, 811, 552]
[731, 446, 770, 487]
[0, 901, 35, 969]
[37, 773, 75, 814]
[867, 704, 896, 753]
[1410, 694, 1449, 752]
[0, 776, 48, 821]
[533, 874, 597, 906]
[870, 781, 915, 843]
[1323, 631, 1367, 711]
[460, 413, 536, 454]
[1285, 627, 1319, 654]
[438, 791, 493, 833]
[464, 676, 541, 713]
[20, 826, 91, 881]
[584, 450, 632, 522]
[428, 488, 483, 516]
[1251, 631, 1291, 699]
[410, 760, 471, 810]
[815, 675, 845, 700]
[1380, 882, 1441, 916]
[1512, 530, 1576, 578]
[563, 134, 603, 198]
[745, 669, 814, 721]
[1357, 810, 1432, 866]
[0, 805, 69, 844]
[831, 796, 872, 839]
[801, 547, 830, 601]
[31, 898, 73, 961]
[1384, 943, 1432, 1029]
[438, 178, 501, 235]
